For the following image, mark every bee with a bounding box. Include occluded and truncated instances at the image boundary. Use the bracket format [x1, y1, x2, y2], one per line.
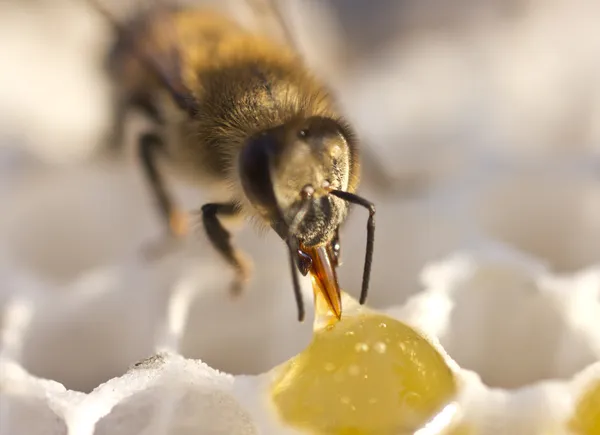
[89, 0, 376, 321]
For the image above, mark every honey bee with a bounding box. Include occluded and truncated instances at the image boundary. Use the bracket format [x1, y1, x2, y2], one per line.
[89, 0, 376, 321]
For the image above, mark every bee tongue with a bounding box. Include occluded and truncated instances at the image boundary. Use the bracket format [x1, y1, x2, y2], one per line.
[308, 245, 342, 320]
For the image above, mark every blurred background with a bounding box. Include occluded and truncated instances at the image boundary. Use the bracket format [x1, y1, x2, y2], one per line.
[1, 0, 600, 393]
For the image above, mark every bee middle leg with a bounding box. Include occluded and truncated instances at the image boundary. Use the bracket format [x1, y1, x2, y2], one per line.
[201, 203, 252, 296]
[139, 132, 189, 239]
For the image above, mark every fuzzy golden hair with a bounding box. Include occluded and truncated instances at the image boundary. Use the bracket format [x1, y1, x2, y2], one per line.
[108, 5, 360, 235]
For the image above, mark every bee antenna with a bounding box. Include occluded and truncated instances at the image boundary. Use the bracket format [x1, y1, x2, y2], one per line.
[267, 0, 300, 52]
[287, 236, 305, 322]
[284, 187, 315, 322]
[247, 0, 301, 54]
[329, 190, 376, 305]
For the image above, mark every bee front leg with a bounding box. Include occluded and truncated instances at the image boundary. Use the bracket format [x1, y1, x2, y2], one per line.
[139, 132, 189, 239]
[201, 203, 252, 296]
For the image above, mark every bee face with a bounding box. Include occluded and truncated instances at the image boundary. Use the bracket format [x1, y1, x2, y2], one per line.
[239, 116, 355, 246]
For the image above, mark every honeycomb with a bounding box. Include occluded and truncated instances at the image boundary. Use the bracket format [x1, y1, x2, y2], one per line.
[2, 0, 600, 434]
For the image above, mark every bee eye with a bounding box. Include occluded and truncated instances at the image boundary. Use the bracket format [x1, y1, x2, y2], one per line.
[298, 129, 308, 138]
[239, 132, 278, 214]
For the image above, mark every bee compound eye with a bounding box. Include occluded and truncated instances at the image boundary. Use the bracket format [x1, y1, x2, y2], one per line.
[239, 132, 278, 213]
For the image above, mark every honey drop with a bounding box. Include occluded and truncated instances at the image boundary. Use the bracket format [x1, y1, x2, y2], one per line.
[269, 292, 459, 434]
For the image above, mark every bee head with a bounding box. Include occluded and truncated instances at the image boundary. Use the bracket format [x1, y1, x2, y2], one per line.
[239, 115, 358, 246]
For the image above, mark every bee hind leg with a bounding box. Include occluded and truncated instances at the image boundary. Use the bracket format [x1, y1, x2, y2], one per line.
[201, 203, 252, 296]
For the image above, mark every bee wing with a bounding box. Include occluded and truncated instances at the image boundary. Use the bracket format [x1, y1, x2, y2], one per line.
[136, 4, 201, 114]
[246, 0, 299, 49]
[90, 0, 199, 115]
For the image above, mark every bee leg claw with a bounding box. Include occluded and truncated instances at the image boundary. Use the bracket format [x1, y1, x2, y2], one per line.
[229, 276, 247, 297]
[169, 208, 190, 238]
[229, 254, 253, 297]
[138, 131, 191, 261]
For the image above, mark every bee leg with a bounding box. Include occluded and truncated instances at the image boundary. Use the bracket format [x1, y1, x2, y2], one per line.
[201, 203, 252, 296]
[139, 132, 189, 239]
[106, 91, 161, 155]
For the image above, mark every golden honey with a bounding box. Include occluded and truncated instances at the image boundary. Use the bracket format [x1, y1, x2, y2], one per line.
[569, 379, 600, 435]
[270, 290, 459, 434]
